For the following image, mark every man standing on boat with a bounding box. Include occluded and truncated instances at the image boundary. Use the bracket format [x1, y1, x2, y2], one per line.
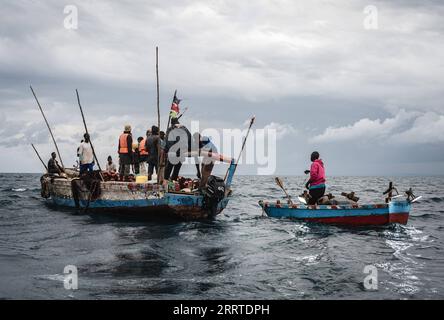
[164, 118, 192, 181]
[138, 132, 149, 176]
[305, 151, 326, 205]
[118, 124, 133, 179]
[78, 133, 95, 175]
[146, 125, 160, 181]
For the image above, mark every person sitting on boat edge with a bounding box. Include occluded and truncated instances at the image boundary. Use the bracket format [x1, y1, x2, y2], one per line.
[305, 151, 326, 205]
[78, 133, 95, 175]
[47, 152, 64, 175]
[118, 124, 133, 179]
[106, 155, 116, 173]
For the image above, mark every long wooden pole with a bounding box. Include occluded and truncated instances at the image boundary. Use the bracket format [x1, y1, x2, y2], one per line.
[156, 47, 161, 184]
[224, 116, 255, 181]
[75, 89, 104, 179]
[30, 86, 65, 169]
[31, 143, 48, 171]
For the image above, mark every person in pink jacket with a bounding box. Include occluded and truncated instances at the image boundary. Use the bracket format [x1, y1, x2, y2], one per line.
[305, 151, 326, 205]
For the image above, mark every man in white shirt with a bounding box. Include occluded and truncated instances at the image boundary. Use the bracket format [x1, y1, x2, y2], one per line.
[106, 155, 117, 173]
[78, 133, 95, 174]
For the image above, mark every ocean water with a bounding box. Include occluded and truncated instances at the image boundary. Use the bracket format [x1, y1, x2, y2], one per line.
[0, 173, 443, 299]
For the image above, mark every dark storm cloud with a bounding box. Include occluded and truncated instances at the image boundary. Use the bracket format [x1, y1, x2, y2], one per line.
[1, 0, 444, 174]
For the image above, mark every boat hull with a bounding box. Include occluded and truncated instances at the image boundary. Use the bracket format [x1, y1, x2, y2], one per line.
[44, 177, 229, 220]
[258, 200, 411, 226]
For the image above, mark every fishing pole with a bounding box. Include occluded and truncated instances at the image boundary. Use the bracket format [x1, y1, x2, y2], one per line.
[30, 86, 65, 170]
[31, 143, 48, 172]
[156, 47, 162, 184]
[177, 106, 188, 120]
[274, 177, 294, 205]
[75, 89, 104, 181]
[224, 116, 255, 181]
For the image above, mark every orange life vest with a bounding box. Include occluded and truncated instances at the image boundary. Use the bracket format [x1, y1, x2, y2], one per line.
[119, 133, 130, 154]
[139, 138, 148, 156]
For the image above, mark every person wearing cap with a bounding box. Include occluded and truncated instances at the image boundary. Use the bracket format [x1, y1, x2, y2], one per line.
[305, 151, 326, 205]
[118, 124, 133, 178]
[78, 133, 95, 175]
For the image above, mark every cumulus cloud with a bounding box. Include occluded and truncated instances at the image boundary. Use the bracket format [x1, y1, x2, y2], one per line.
[1, 0, 444, 173]
[1, 0, 444, 107]
[311, 109, 444, 145]
[263, 122, 298, 140]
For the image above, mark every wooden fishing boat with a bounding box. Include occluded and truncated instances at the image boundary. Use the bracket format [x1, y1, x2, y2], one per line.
[258, 198, 413, 226]
[259, 179, 421, 226]
[41, 152, 238, 220]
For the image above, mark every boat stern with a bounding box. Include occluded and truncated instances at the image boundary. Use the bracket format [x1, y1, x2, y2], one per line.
[388, 200, 411, 225]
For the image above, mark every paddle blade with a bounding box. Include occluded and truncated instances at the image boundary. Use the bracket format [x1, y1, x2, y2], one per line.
[275, 177, 284, 189]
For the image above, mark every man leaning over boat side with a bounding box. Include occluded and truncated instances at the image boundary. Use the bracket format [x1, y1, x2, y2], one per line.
[305, 151, 326, 205]
[118, 124, 133, 180]
[195, 133, 218, 188]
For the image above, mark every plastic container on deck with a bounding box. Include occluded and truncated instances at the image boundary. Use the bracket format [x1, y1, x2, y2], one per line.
[136, 175, 148, 183]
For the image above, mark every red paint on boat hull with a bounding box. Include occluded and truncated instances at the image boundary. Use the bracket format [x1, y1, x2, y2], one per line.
[303, 212, 409, 226]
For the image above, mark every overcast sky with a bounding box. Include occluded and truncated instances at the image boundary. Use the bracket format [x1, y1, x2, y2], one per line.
[1, 0, 443, 175]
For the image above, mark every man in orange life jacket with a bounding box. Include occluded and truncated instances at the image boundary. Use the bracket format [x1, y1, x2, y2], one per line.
[118, 124, 133, 178]
[138, 132, 149, 176]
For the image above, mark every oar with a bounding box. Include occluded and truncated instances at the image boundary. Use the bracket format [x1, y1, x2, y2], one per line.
[31, 144, 48, 172]
[275, 177, 294, 205]
[177, 106, 188, 120]
[76, 89, 104, 182]
[30, 86, 65, 170]
[223, 116, 255, 181]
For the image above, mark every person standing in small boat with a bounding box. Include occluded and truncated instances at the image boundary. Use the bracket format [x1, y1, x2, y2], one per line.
[78, 133, 95, 174]
[305, 151, 326, 205]
[118, 125, 133, 179]
[47, 152, 64, 175]
[146, 125, 160, 181]
[164, 118, 192, 181]
[138, 133, 149, 176]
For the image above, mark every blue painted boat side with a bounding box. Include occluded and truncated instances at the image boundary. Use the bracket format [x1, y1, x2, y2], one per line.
[49, 192, 230, 212]
[259, 200, 411, 220]
[49, 196, 166, 208]
[389, 201, 411, 215]
[263, 206, 388, 219]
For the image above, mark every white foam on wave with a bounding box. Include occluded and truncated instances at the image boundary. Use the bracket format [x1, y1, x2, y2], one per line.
[12, 188, 26, 192]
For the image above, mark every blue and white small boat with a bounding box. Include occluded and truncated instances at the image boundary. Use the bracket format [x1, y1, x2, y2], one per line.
[259, 198, 413, 226]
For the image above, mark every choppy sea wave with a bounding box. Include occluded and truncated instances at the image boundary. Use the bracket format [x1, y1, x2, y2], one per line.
[0, 173, 443, 299]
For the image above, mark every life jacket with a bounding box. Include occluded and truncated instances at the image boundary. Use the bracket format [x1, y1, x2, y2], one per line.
[139, 138, 148, 156]
[119, 133, 130, 154]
